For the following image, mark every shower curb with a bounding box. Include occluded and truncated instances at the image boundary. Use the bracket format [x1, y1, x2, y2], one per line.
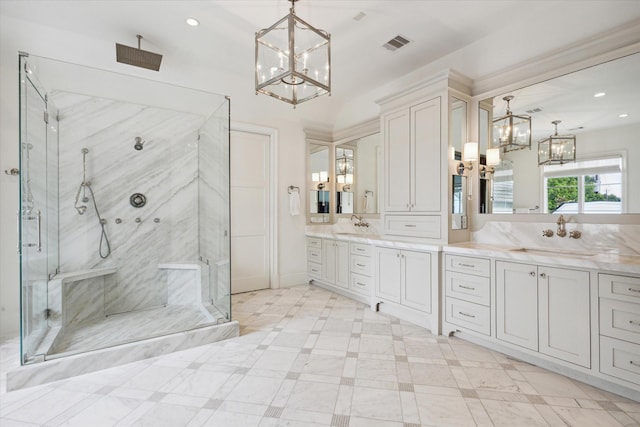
[6, 320, 239, 391]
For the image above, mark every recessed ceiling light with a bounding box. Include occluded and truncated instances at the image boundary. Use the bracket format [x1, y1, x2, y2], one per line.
[619, 113, 629, 118]
[186, 17, 200, 27]
[594, 92, 606, 98]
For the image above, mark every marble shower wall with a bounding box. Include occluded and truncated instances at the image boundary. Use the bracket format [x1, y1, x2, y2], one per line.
[53, 91, 206, 315]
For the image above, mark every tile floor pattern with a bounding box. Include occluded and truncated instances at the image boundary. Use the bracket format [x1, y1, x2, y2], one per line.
[1, 284, 639, 426]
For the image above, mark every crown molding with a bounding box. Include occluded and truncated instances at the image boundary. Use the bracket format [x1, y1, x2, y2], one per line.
[333, 118, 379, 144]
[472, 18, 640, 98]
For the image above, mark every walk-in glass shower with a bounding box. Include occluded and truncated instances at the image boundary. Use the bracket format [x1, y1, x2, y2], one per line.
[18, 53, 231, 365]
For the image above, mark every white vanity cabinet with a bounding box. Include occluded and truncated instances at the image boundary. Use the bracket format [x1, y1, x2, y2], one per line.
[306, 237, 322, 279]
[444, 254, 491, 336]
[350, 242, 373, 297]
[598, 273, 640, 386]
[375, 247, 432, 313]
[322, 239, 349, 290]
[496, 261, 591, 368]
[381, 96, 443, 239]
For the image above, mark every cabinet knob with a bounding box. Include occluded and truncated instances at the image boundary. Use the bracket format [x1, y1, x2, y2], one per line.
[529, 272, 536, 277]
[539, 273, 547, 279]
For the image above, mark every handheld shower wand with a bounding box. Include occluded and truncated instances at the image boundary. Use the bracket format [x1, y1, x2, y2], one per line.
[74, 148, 89, 214]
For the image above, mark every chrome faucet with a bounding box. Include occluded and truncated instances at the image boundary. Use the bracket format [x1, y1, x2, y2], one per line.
[351, 214, 369, 227]
[556, 214, 567, 237]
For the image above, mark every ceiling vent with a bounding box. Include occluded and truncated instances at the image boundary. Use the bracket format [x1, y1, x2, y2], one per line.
[383, 35, 411, 52]
[525, 107, 543, 114]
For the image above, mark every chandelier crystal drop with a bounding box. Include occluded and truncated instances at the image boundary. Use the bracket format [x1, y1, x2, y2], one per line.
[255, 0, 331, 107]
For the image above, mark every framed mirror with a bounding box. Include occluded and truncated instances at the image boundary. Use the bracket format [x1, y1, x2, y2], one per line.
[478, 52, 640, 214]
[334, 133, 381, 216]
[451, 97, 468, 229]
[308, 142, 331, 223]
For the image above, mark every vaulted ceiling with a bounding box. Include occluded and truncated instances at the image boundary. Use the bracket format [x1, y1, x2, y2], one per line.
[2, 1, 640, 127]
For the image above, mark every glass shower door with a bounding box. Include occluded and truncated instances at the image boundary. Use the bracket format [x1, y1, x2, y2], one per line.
[19, 55, 52, 364]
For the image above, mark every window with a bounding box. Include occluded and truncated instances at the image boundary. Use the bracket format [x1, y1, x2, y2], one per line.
[543, 156, 623, 214]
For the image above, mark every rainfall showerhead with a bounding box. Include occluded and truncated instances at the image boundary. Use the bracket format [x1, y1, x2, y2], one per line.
[116, 34, 162, 71]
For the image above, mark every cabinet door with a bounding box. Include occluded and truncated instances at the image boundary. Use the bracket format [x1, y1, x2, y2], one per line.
[496, 261, 538, 351]
[539, 266, 590, 368]
[322, 239, 337, 285]
[401, 250, 432, 312]
[335, 241, 350, 289]
[376, 247, 401, 303]
[384, 109, 411, 212]
[411, 98, 441, 212]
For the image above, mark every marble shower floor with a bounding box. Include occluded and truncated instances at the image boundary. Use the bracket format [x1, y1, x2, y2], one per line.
[1, 284, 639, 426]
[49, 304, 224, 357]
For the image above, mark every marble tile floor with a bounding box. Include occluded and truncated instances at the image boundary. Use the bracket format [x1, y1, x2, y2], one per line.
[1, 284, 638, 426]
[49, 304, 224, 358]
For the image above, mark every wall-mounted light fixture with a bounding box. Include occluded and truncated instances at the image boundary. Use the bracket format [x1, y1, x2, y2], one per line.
[312, 171, 328, 189]
[457, 142, 478, 175]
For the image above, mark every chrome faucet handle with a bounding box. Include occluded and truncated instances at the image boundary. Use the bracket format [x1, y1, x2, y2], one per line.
[542, 229, 554, 237]
[569, 230, 581, 239]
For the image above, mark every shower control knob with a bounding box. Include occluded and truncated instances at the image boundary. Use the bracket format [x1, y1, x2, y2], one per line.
[130, 193, 147, 208]
[154, 218, 160, 223]
[135, 217, 142, 223]
[115, 218, 122, 224]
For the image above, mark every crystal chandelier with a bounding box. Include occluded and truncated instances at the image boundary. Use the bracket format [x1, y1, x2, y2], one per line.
[255, 0, 331, 107]
[538, 120, 576, 166]
[492, 95, 531, 152]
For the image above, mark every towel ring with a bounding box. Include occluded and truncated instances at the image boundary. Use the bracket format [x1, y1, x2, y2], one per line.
[288, 185, 300, 194]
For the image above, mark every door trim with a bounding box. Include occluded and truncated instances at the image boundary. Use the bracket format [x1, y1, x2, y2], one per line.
[230, 122, 279, 289]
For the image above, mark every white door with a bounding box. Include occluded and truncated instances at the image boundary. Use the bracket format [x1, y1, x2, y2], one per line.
[322, 239, 337, 285]
[383, 109, 411, 212]
[376, 247, 401, 303]
[230, 130, 270, 294]
[411, 98, 441, 212]
[335, 241, 350, 289]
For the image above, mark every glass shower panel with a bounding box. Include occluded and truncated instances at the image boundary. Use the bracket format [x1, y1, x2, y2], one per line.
[19, 55, 53, 363]
[199, 98, 231, 322]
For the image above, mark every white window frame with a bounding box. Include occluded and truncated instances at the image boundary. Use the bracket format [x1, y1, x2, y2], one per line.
[540, 152, 626, 214]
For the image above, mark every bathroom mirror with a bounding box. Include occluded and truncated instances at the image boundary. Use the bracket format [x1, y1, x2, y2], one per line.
[334, 132, 381, 215]
[308, 142, 331, 223]
[450, 97, 468, 229]
[478, 52, 640, 214]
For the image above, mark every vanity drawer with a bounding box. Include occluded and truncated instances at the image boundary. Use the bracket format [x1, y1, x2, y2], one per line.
[307, 247, 322, 263]
[308, 262, 322, 279]
[385, 215, 441, 239]
[351, 254, 372, 276]
[350, 273, 372, 296]
[445, 254, 490, 277]
[600, 336, 640, 386]
[600, 298, 640, 343]
[445, 297, 490, 336]
[445, 271, 490, 306]
[307, 237, 322, 249]
[351, 242, 372, 257]
[599, 274, 640, 302]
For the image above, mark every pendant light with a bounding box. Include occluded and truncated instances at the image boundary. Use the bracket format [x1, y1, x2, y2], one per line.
[492, 95, 531, 152]
[255, 0, 331, 107]
[538, 120, 576, 166]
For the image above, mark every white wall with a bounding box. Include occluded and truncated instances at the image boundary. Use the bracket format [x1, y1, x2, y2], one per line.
[0, 15, 316, 338]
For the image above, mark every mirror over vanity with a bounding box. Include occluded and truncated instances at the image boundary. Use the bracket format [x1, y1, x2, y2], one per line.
[307, 131, 381, 224]
[476, 52, 640, 215]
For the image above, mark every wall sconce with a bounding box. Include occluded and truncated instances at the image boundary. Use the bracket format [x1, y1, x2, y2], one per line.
[457, 142, 478, 175]
[312, 171, 328, 189]
[486, 148, 500, 166]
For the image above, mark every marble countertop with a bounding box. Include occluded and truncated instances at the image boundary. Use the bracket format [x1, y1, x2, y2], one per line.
[444, 242, 640, 275]
[305, 231, 441, 252]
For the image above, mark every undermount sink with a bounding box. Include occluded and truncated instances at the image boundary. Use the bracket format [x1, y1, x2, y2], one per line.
[510, 248, 598, 257]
